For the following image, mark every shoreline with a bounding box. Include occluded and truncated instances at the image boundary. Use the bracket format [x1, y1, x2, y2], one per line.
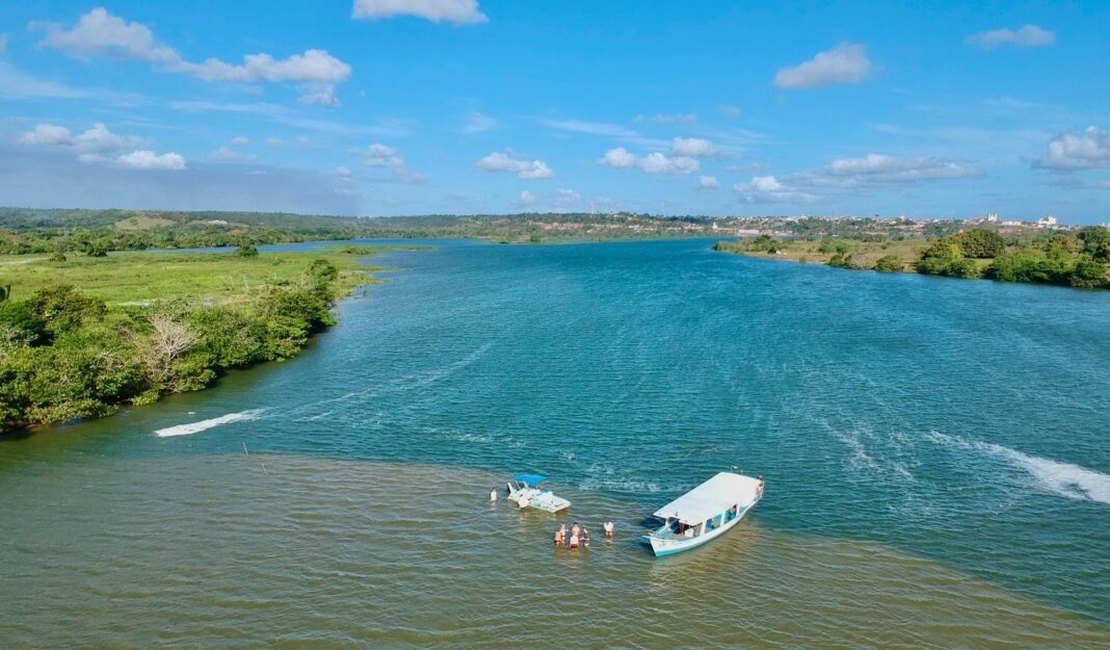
[0, 249, 396, 438]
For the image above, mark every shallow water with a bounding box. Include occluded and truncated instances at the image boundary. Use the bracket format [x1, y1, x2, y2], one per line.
[2, 239, 1108, 648]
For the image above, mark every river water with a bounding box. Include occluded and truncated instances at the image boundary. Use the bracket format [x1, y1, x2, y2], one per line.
[2, 239, 1108, 648]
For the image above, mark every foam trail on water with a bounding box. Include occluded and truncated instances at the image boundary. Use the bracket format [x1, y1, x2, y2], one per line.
[926, 432, 1110, 505]
[155, 409, 267, 438]
[992, 444, 1110, 505]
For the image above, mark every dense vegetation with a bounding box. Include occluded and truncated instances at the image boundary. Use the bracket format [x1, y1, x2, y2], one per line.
[713, 226, 1110, 290]
[0, 207, 719, 254]
[0, 250, 375, 435]
[916, 227, 1110, 288]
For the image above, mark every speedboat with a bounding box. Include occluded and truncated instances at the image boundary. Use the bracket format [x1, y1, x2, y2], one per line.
[505, 474, 571, 513]
[642, 471, 763, 557]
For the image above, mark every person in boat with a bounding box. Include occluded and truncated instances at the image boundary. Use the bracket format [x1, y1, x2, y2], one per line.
[757, 474, 765, 498]
[603, 521, 614, 538]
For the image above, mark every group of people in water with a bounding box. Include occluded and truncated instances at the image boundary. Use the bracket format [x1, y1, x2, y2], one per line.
[553, 521, 614, 549]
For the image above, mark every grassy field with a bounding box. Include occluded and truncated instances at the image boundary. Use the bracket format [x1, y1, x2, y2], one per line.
[717, 237, 929, 271]
[0, 250, 388, 305]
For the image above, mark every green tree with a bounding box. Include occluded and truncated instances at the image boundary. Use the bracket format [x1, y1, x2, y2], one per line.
[236, 243, 259, 257]
[27, 286, 108, 339]
[1069, 260, 1109, 289]
[874, 255, 904, 273]
[955, 229, 1005, 258]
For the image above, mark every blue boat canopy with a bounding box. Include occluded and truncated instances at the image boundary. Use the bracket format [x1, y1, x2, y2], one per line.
[513, 473, 547, 485]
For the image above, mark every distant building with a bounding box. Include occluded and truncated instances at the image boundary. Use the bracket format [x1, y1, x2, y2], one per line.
[1037, 215, 1058, 228]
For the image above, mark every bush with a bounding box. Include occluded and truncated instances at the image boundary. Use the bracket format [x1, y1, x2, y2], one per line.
[1069, 260, 1109, 289]
[828, 250, 861, 270]
[955, 229, 1005, 258]
[236, 243, 259, 257]
[874, 255, 904, 273]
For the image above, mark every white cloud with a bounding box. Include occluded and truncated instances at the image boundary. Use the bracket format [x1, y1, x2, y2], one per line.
[211, 146, 254, 162]
[394, 170, 428, 184]
[31, 8, 177, 63]
[173, 49, 350, 83]
[698, 175, 719, 189]
[297, 84, 341, 107]
[640, 152, 699, 175]
[519, 161, 554, 179]
[964, 24, 1055, 49]
[330, 166, 353, 177]
[635, 113, 697, 125]
[599, 147, 700, 174]
[670, 137, 717, 157]
[32, 9, 351, 105]
[555, 188, 582, 207]
[774, 43, 871, 89]
[820, 153, 981, 183]
[364, 143, 405, 168]
[599, 147, 637, 168]
[476, 151, 554, 179]
[72, 122, 143, 152]
[352, 0, 487, 24]
[115, 149, 186, 170]
[519, 190, 535, 205]
[464, 111, 497, 134]
[540, 118, 638, 138]
[19, 121, 142, 152]
[265, 136, 312, 149]
[19, 123, 72, 146]
[734, 175, 816, 203]
[1035, 127, 1110, 170]
[719, 105, 742, 117]
[361, 143, 425, 182]
[230, 136, 249, 146]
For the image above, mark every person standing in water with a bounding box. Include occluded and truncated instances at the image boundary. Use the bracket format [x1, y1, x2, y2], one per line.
[489, 487, 498, 503]
[603, 521, 614, 538]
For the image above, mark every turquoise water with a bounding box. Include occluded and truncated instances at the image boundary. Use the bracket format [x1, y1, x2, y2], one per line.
[2, 239, 1108, 647]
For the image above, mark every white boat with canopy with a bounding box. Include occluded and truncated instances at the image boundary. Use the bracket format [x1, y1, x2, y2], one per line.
[506, 474, 571, 513]
[642, 471, 763, 557]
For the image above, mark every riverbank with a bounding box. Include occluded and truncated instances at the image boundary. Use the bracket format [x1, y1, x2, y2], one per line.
[713, 237, 923, 271]
[713, 226, 1110, 289]
[0, 247, 401, 436]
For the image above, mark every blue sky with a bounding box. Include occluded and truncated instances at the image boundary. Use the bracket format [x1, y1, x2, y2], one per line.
[1, 1, 1108, 223]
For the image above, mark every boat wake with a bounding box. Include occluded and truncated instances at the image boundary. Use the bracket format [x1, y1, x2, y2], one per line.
[925, 432, 1110, 505]
[155, 409, 267, 438]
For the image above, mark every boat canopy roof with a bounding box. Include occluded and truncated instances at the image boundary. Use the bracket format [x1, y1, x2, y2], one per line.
[513, 473, 547, 485]
[653, 472, 760, 524]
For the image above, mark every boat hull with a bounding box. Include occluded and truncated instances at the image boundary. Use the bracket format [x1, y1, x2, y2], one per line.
[644, 500, 756, 557]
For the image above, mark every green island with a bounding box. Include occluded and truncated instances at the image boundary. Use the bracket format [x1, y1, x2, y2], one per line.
[0, 246, 395, 436]
[713, 225, 1110, 290]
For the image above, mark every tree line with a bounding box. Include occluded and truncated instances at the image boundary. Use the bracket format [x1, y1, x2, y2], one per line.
[917, 227, 1110, 288]
[713, 226, 1110, 289]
